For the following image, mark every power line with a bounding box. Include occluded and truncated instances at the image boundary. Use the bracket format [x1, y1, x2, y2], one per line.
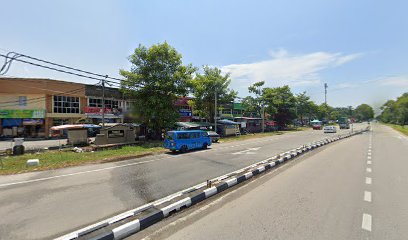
[9, 52, 124, 82]
[0, 53, 124, 86]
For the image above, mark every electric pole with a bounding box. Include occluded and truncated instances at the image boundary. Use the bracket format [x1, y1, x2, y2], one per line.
[101, 76, 107, 128]
[214, 89, 217, 133]
[324, 83, 328, 122]
[261, 104, 265, 133]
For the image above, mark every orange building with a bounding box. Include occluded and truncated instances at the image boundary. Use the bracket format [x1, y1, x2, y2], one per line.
[0, 78, 86, 137]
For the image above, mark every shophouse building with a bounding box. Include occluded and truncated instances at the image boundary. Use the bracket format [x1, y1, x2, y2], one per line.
[0, 77, 86, 137]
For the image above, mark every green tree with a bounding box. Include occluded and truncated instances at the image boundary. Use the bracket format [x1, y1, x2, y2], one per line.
[329, 110, 340, 121]
[379, 100, 395, 123]
[241, 81, 265, 118]
[189, 66, 237, 122]
[355, 104, 374, 121]
[316, 103, 333, 121]
[120, 42, 196, 138]
[263, 85, 296, 126]
[295, 92, 316, 124]
[380, 93, 408, 125]
[394, 93, 408, 125]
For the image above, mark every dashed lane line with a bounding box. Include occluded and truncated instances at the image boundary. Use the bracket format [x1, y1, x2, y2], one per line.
[366, 177, 372, 185]
[362, 213, 372, 231]
[364, 191, 372, 202]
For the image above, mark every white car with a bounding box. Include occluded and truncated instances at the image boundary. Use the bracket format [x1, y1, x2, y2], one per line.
[323, 125, 337, 133]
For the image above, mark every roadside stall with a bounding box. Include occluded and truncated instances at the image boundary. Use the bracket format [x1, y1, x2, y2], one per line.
[216, 119, 240, 137]
[50, 125, 89, 146]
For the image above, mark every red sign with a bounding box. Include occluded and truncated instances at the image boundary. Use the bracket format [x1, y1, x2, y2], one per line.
[84, 107, 113, 114]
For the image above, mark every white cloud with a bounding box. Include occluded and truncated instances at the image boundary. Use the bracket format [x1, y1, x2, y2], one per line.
[221, 49, 362, 93]
[378, 76, 408, 87]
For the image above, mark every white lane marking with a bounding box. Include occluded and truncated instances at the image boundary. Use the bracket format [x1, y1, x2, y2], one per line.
[368, 149, 371, 152]
[367, 152, 372, 156]
[364, 191, 372, 202]
[367, 161, 372, 165]
[0, 157, 169, 188]
[366, 177, 372, 185]
[232, 147, 261, 155]
[362, 213, 372, 231]
[366, 168, 372, 173]
[367, 156, 372, 159]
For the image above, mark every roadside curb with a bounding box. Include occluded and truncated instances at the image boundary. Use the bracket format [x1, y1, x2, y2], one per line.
[57, 129, 368, 240]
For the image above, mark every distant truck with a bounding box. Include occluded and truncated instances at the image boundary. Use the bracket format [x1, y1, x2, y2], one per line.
[338, 117, 350, 129]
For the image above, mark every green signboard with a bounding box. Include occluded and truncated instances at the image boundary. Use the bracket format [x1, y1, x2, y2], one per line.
[0, 109, 45, 118]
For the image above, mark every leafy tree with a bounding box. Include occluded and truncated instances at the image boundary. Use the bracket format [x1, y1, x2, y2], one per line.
[189, 66, 237, 122]
[329, 110, 340, 121]
[241, 96, 259, 117]
[263, 85, 296, 126]
[394, 93, 408, 125]
[315, 103, 333, 121]
[379, 100, 395, 123]
[120, 42, 196, 138]
[295, 92, 316, 124]
[379, 93, 408, 125]
[355, 104, 374, 121]
[241, 81, 265, 118]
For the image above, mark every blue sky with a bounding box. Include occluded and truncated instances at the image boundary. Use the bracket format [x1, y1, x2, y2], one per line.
[1, 0, 407, 110]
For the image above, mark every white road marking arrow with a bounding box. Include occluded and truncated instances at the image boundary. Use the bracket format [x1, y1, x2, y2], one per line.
[232, 147, 261, 155]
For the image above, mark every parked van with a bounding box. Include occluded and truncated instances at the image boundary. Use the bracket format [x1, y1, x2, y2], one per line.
[163, 130, 211, 153]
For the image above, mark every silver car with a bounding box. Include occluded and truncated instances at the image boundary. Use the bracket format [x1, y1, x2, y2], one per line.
[323, 126, 337, 133]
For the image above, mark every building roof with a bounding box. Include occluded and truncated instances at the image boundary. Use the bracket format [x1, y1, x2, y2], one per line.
[217, 119, 240, 125]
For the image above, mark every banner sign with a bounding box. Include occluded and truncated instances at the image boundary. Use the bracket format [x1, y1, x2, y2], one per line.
[179, 109, 192, 117]
[0, 109, 45, 118]
[84, 107, 122, 117]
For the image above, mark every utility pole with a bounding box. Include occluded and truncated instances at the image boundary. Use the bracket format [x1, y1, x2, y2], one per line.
[214, 89, 217, 133]
[261, 104, 265, 133]
[101, 76, 107, 128]
[324, 83, 328, 121]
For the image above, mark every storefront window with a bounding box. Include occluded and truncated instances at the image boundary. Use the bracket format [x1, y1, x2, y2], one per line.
[18, 96, 27, 106]
[88, 98, 119, 109]
[53, 96, 80, 113]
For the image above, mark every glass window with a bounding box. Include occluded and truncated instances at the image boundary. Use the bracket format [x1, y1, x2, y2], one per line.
[53, 95, 80, 113]
[166, 132, 174, 140]
[18, 96, 27, 106]
[202, 132, 209, 137]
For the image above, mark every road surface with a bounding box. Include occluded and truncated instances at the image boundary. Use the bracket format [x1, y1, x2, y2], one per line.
[0, 125, 366, 239]
[138, 123, 408, 240]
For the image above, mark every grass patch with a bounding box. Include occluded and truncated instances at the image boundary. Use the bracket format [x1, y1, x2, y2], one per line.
[219, 127, 308, 143]
[0, 142, 165, 175]
[386, 123, 408, 136]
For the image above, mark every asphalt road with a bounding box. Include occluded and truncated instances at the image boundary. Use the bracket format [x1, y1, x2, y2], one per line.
[0, 125, 366, 239]
[140, 123, 408, 240]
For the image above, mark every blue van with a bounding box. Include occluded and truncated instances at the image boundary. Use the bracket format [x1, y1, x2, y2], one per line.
[164, 130, 211, 153]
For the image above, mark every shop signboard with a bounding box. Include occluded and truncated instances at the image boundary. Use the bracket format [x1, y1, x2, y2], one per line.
[84, 107, 123, 118]
[23, 119, 45, 125]
[179, 109, 192, 117]
[0, 109, 45, 118]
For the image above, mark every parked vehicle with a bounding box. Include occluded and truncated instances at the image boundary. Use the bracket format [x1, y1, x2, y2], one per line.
[338, 117, 350, 129]
[163, 130, 211, 153]
[311, 120, 322, 130]
[323, 125, 337, 133]
[207, 131, 220, 143]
